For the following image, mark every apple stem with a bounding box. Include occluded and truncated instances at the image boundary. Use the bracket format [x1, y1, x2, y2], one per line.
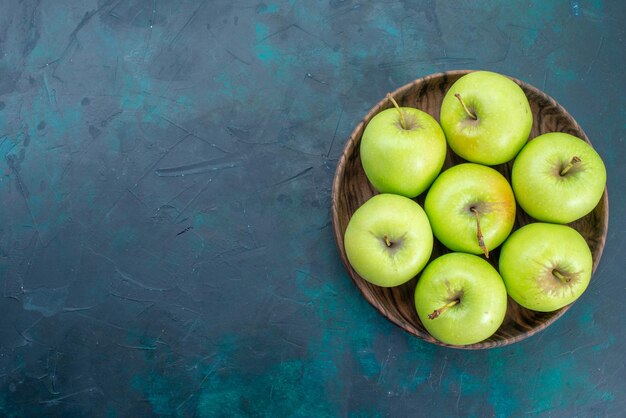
[552, 269, 571, 283]
[383, 235, 392, 247]
[454, 93, 477, 120]
[428, 299, 460, 320]
[560, 156, 582, 176]
[387, 93, 407, 129]
[470, 207, 489, 258]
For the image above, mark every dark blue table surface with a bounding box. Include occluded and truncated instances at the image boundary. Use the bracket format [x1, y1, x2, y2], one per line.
[1, 1, 624, 416]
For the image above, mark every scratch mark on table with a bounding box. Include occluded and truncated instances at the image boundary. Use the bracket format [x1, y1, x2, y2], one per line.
[281, 337, 306, 350]
[258, 23, 331, 49]
[176, 393, 194, 411]
[378, 56, 476, 70]
[162, 178, 202, 207]
[327, 108, 343, 157]
[130, 134, 190, 189]
[14, 317, 45, 346]
[159, 115, 231, 153]
[127, 188, 150, 210]
[323, 3, 362, 21]
[155, 155, 242, 177]
[173, 174, 222, 222]
[456, 375, 463, 410]
[39, 387, 101, 405]
[108, 292, 155, 304]
[272, 166, 313, 186]
[42, 71, 58, 109]
[586, 34, 605, 74]
[6, 155, 42, 243]
[42, 0, 120, 69]
[226, 49, 251, 65]
[62, 305, 98, 313]
[305, 73, 327, 84]
[377, 348, 391, 384]
[169, 0, 208, 48]
[99, 110, 123, 128]
[116, 268, 175, 292]
[556, 341, 596, 357]
[116, 343, 157, 351]
[176, 226, 193, 236]
[437, 356, 447, 387]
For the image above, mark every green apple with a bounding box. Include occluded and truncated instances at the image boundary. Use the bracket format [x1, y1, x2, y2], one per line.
[344, 194, 433, 287]
[414, 252, 507, 346]
[440, 71, 532, 165]
[360, 95, 447, 198]
[499, 223, 593, 312]
[424, 163, 516, 257]
[511, 132, 606, 224]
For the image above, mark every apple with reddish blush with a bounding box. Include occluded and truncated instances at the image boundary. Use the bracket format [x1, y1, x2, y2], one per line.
[424, 163, 516, 258]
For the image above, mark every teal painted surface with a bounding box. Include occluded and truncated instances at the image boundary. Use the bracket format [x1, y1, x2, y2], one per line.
[0, 0, 624, 416]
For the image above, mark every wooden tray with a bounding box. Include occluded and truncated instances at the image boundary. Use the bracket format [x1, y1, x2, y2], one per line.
[331, 70, 609, 349]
